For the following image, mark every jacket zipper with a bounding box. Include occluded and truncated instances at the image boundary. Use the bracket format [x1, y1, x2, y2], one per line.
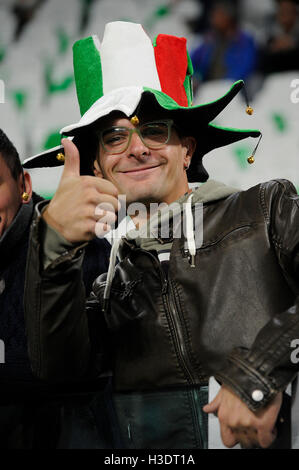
[135, 248, 196, 386]
[153, 252, 205, 446]
[127, 245, 205, 446]
[164, 282, 195, 385]
[168, 278, 198, 384]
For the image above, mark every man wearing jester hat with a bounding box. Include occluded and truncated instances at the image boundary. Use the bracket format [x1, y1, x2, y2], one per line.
[23, 22, 299, 449]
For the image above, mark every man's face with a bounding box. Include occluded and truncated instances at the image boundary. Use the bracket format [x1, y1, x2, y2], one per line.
[278, 1, 297, 31]
[0, 155, 22, 237]
[211, 6, 234, 34]
[94, 113, 195, 206]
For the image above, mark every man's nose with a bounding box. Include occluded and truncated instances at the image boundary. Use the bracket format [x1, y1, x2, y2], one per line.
[128, 130, 150, 159]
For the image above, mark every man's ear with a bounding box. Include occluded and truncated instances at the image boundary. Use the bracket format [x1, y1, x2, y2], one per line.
[20, 171, 33, 204]
[182, 136, 196, 167]
[93, 159, 104, 178]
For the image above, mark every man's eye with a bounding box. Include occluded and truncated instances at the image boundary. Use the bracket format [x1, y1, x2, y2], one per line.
[104, 132, 128, 145]
[144, 129, 163, 135]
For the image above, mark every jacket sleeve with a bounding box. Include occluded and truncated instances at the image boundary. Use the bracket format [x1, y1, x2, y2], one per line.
[24, 201, 109, 383]
[215, 179, 299, 411]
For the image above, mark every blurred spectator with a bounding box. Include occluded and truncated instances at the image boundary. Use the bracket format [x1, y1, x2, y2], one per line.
[259, 0, 299, 74]
[190, 1, 258, 89]
[187, 0, 243, 34]
[238, 0, 277, 43]
[186, 0, 214, 34]
[12, 0, 45, 41]
[0, 127, 115, 448]
[79, 0, 97, 33]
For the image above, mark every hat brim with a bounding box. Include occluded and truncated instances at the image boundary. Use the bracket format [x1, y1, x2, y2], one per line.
[187, 124, 260, 182]
[60, 80, 245, 136]
[22, 134, 98, 176]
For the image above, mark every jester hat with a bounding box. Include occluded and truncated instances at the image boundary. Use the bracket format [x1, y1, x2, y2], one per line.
[23, 21, 260, 181]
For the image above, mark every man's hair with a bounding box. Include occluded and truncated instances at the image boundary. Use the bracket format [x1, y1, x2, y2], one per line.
[0, 129, 22, 181]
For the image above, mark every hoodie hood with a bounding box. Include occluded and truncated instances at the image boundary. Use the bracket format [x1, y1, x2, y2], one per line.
[124, 180, 239, 251]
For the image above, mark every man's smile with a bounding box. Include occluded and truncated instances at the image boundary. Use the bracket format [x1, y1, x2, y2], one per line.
[118, 164, 162, 176]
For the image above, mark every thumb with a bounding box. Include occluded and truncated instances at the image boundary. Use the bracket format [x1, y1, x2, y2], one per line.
[61, 138, 80, 177]
[203, 392, 221, 414]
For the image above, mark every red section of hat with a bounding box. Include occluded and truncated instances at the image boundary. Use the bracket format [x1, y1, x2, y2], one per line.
[154, 34, 188, 107]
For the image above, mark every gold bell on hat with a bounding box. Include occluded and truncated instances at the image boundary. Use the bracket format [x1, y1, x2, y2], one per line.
[130, 115, 139, 126]
[247, 134, 262, 165]
[243, 86, 253, 115]
[56, 152, 65, 162]
[243, 86, 259, 162]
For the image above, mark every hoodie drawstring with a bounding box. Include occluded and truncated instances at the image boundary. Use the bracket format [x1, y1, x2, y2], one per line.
[185, 193, 196, 267]
[103, 236, 122, 311]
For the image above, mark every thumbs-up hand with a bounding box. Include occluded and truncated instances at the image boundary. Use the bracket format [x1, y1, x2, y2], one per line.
[43, 139, 119, 243]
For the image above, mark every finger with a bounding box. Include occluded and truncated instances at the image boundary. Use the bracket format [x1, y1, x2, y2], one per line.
[203, 393, 220, 414]
[80, 175, 120, 204]
[93, 177, 120, 200]
[257, 427, 277, 449]
[61, 138, 81, 177]
[94, 193, 120, 212]
[234, 429, 259, 449]
[220, 425, 239, 448]
[238, 438, 258, 449]
[95, 208, 117, 226]
[95, 221, 112, 238]
[95, 202, 117, 215]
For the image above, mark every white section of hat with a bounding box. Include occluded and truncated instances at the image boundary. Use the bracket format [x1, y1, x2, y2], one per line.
[60, 86, 143, 134]
[100, 22, 162, 94]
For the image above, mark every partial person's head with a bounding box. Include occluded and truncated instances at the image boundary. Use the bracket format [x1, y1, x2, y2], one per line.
[0, 129, 32, 237]
[277, 0, 298, 32]
[23, 21, 261, 201]
[210, 1, 239, 34]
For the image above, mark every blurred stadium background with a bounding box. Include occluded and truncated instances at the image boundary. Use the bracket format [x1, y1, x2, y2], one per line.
[0, 0, 298, 198]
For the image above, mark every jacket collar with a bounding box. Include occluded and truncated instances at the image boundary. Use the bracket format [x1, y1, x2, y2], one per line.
[0, 199, 33, 260]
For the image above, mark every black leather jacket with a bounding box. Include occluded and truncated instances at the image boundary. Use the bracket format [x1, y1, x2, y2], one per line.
[24, 179, 299, 416]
